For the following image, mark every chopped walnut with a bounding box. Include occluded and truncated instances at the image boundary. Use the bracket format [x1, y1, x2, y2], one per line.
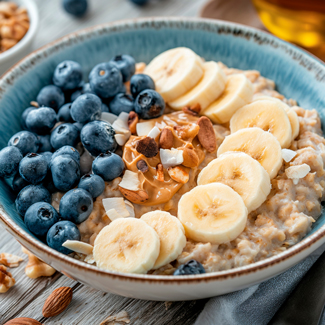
[0, 265, 15, 293]
[99, 310, 130, 325]
[0, 252, 24, 268]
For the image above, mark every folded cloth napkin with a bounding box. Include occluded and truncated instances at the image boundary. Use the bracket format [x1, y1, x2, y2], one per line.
[195, 244, 325, 325]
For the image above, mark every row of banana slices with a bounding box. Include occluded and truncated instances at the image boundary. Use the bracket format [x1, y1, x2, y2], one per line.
[92, 48, 302, 274]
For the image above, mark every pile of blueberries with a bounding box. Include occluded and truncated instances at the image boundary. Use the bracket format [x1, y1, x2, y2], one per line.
[0, 54, 165, 255]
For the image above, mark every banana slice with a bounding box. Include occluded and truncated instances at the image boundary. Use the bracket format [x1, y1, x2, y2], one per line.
[144, 47, 204, 102]
[93, 218, 160, 274]
[230, 99, 292, 148]
[141, 211, 186, 269]
[197, 152, 271, 213]
[178, 183, 247, 244]
[203, 74, 253, 123]
[253, 96, 299, 141]
[217, 127, 282, 179]
[168, 61, 226, 111]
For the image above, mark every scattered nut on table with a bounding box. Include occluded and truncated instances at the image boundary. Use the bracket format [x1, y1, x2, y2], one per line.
[99, 310, 130, 325]
[0, 265, 15, 293]
[4, 317, 43, 325]
[21, 247, 56, 279]
[0, 252, 24, 268]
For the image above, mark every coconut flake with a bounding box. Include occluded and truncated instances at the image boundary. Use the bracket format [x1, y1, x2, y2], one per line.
[147, 126, 161, 139]
[62, 240, 93, 255]
[119, 170, 140, 191]
[160, 148, 184, 169]
[102, 197, 130, 218]
[118, 112, 130, 127]
[115, 134, 129, 146]
[136, 121, 155, 136]
[124, 200, 135, 218]
[106, 208, 124, 221]
[112, 120, 131, 135]
[285, 163, 311, 184]
[101, 112, 118, 124]
[282, 149, 297, 163]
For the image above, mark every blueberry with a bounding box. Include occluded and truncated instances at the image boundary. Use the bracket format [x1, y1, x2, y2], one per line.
[37, 134, 53, 152]
[21, 107, 37, 130]
[129, 0, 149, 5]
[130, 74, 155, 98]
[73, 122, 84, 132]
[51, 154, 80, 191]
[25, 107, 57, 135]
[42, 171, 58, 194]
[15, 185, 51, 216]
[12, 173, 29, 193]
[57, 103, 73, 123]
[70, 93, 101, 123]
[59, 188, 93, 224]
[109, 93, 134, 115]
[110, 55, 136, 82]
[101, 102, 109, 113]
[81, 121, 117, 156]
[78, 174, 105, 198]
[173, 260, 206, 276]
[25, 202, 59, 237]
[89, 62, 123, 99]
[39, 151, 53, 166]
[92, 152, 124, 181]
[36, 85, 65, 111]
[19, 153, 48, 184]
[53, 60, 83, 91]
[8, 131, 39, 155]
[70, 82, 94, 102]
[47, 221, 80, 255]
[62, 0, 88, 17]
[51, 145, 80, 165]
[50, 123, 80, 150]
[0, 146, 23, 178]
[134, 89, 165, 119]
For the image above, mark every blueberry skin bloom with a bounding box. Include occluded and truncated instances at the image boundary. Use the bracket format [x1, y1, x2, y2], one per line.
[21, 106, 37, 130]
[15, 185, 51, 216]
[62, 0, 88, 17]
[25, 202, 59, 237]
[0, 146, 23, 178]
[8, 131, 39, 156]
[19, 153, 48, 184]
[78, 174, 105, 198]
[81, 121, 117, 156]
[57, 103, 73, 123]
[39, 151, 53, 167]
[70, 93, 102, 123]
[130, 74, 155, 98]
[89, 62, 123, 99]
[12, 173, 29, 193]
[53, 60, 83, 91]
[36, 85, 65, 111]
[109, 93, 134, 115]
[110, 54, 136, 82]
[25, 107, 57, 135]
[50, 123, 80, 150]
[51, 145, 80, 165]
[37, 134, 53, 152]
[134, 89, 165, 119]
[47, 221, 81, 255]
[92, 152, 124, 181]
[60, 188, 93, 224]
[70, 82, 94, 102]
[173, 260, 206, 276]
[51, 154, 80, 191]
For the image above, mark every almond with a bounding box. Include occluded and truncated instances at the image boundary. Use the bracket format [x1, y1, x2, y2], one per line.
[197, 116, 217, 152]
[128, 111, 138, 134]
[167, 166, 189, 184]
[159, 127, 173, 149]
[180, 147, 200, 168]
[4, 318, 43, 325]
[136, 137, 158, 158]
[156, 163, 164, 182]
[42, 286, 73, 318]
[119, 187, 149, 204]
[182, 103, 201, 116]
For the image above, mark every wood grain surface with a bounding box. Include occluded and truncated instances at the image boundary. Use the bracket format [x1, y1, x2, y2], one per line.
[0, 0, 209, 324]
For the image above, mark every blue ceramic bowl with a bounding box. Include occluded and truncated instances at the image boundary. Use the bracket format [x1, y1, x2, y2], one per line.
[1, 18, 325, 301]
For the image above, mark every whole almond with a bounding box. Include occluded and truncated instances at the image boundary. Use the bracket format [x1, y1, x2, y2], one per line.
[119, 187, 149, 204]
[181, 147, 200, 168]
[42, 286, 73, 318]
[159, 127, 173, 149]
[197, 116, 217, 152]
[4, 318, 43, 325]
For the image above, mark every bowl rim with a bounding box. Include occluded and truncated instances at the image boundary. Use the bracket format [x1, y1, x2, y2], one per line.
[0, 0, 39, 63]
[1, 16, 325, 283]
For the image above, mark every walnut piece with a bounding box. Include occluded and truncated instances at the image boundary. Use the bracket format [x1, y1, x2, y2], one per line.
[22, 247, 56, 279]
[0, 265, 15, 293]
[0, 253, 24, 268]
[99, 310, 130, 325]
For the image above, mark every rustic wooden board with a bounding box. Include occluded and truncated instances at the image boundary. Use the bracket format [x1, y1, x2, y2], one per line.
[0, 0, 209, 324]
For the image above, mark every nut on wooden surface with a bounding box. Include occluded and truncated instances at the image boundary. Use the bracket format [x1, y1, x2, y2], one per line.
[0, 265, 15, 293]
[42, 286, 73, 318]
[4, 317, 43, 325]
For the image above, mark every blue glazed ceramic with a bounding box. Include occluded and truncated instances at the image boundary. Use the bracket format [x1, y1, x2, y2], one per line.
[1, 18, 325, 301]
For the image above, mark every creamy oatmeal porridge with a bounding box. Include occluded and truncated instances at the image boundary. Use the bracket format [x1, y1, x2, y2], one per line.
[47, 47, 325, 276]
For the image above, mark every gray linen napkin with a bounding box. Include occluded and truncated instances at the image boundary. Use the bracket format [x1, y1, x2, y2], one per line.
[195, 244, 325, 325]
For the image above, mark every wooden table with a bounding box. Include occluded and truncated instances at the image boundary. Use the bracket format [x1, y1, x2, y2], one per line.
[0, 0, 209, 324]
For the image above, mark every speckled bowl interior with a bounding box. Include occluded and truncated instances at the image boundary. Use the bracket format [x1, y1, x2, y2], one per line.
[1, 17, 325, 275]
